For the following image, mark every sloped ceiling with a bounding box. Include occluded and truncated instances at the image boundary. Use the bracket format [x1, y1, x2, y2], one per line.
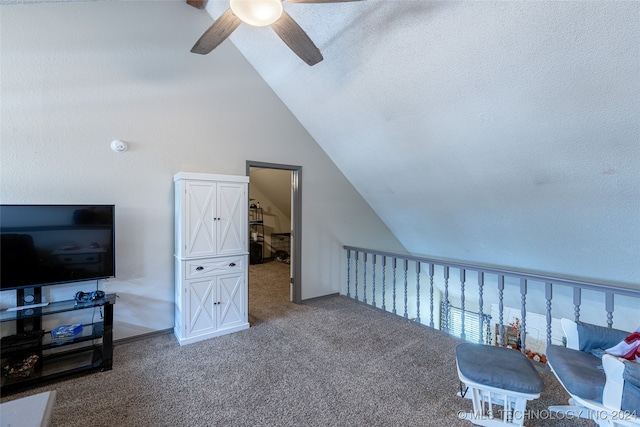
[198, 0, 639, 285]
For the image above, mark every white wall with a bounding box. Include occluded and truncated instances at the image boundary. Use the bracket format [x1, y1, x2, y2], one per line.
[0, 1, 406, 339]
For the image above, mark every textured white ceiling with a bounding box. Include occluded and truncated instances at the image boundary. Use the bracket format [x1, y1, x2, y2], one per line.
[198, 0, 640, 285]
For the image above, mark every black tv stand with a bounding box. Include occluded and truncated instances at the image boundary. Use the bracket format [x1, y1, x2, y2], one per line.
[6, 301, 50, 311]
[1, 292, 115, 393]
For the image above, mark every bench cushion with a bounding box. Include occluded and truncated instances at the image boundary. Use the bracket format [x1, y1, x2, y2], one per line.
[456, 343, 544, 394]
[547, 344, 604, 402]
[576, 322, 630, 355]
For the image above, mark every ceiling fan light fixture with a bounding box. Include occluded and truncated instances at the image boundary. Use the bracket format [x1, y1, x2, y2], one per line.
[230, 0, 283, 27]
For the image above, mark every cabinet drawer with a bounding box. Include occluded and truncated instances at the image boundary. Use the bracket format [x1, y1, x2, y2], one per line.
[184, 256, 245, 280]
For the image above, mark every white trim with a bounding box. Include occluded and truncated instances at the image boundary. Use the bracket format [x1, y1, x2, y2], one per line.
[561, 318, 580, 350]
[602, 354, 626, 411]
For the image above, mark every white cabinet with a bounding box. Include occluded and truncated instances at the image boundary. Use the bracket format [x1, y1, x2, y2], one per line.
[175, 257, 246, 342]
[175, 176, 247, 259]
[174, 173, 249, 345]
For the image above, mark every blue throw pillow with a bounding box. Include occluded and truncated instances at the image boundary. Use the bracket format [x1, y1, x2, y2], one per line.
[576, 322, 630, 354]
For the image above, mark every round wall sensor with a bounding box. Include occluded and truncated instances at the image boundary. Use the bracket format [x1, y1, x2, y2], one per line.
[111, 139, 128, 153]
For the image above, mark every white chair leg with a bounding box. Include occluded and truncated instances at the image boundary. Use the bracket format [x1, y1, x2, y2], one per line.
[458, 383, 538, 427]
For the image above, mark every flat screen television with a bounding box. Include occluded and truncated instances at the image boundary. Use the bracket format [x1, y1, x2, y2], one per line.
[0, 205, 115, 290]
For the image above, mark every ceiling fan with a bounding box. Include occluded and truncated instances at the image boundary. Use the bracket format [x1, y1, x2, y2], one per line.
[190, 0, 363, 66]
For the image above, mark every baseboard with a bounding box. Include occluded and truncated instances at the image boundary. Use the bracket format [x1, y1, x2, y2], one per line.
[301, 292, 340, 303]
[114, 328, 173, 346]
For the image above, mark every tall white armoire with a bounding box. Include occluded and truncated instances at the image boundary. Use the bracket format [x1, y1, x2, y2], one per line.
[173, 172, 249, 345]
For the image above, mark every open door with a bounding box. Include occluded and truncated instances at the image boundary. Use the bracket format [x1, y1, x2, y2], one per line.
[247, 161, 301, 303]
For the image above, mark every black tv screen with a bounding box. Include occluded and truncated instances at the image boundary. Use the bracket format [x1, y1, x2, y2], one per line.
[0, 205, 115, 290]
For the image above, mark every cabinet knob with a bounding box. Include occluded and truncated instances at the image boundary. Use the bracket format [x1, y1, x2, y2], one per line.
[229, 263, 236, 267]
[196, 266, 204, 271]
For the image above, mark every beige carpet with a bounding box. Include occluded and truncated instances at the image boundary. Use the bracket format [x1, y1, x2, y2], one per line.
[1, 261, 590, 426]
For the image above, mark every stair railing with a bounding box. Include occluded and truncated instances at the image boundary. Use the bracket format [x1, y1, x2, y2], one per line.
[344, 245, 639, 358]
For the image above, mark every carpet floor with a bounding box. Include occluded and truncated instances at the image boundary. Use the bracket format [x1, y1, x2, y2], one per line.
[1, 261, 591, 426]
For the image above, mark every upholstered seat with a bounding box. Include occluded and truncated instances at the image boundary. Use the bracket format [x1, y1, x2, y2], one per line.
[546, 345, 605, 401]
[456, 343, 544, 394]
[455, 343, 544, 427]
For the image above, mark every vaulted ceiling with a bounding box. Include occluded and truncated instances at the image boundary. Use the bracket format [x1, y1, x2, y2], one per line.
[3, 0, 638, 285]
[195, 0, 639, 285]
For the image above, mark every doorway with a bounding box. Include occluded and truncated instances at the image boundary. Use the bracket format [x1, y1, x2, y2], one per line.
[246, 161, 301, 304]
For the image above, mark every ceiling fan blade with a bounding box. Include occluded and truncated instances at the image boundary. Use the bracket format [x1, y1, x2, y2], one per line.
[286, 0, 364, 3]
[271, 10, 323, 66]
[191, 8, 241, 55]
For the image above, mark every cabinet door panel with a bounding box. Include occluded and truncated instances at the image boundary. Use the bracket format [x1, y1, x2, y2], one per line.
[218, 273, 245, 329]
[217, 182, 247, 255]
[185, 182, 217, 258]
[186, 279, 216, 338]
